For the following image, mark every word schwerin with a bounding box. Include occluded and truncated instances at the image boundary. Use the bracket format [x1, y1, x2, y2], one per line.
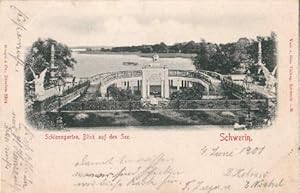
[220, 133, 253, 142]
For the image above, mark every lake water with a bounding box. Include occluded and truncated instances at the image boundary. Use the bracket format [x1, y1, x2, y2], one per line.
[71, 53, 195, 77]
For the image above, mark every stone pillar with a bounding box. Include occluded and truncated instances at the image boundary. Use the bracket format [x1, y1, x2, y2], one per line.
[177, 79, 180, 91]
[164, 78, 170, 98]
[258, 37, 262, 66]
[206, 85, 210, 96]
[100, 86, 107, 97]
[142, 79, 147, 98]
[147, 80, 150, 97]
[130, 81, 134, 93]
[161, 79, 164, 98]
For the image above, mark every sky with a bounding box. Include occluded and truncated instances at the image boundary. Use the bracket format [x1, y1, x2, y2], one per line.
[19, 0, 288, 47]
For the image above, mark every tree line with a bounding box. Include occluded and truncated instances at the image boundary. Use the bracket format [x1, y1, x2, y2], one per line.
[99, 32, 277, 74]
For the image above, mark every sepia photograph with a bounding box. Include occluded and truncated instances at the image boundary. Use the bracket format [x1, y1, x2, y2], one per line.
[1, 1, 298, 193]
[23, 3, 278, 130]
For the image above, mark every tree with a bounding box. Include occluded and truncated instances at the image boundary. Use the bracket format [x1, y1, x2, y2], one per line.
[246, 33, 277, 75]
[181, 41, 197, 53]
[262, 33, 277, 72]
[152, 42, 168, 53]
[192, 40, 210, 70]
[169, 43, 183, 53]
[170, 87, 203, 100]
[193, 34, 276, 75]
[25, 38, 76, 87]
[193, 42, 239, 74]
[233, 38, 251, 64]
[140, 45, 153, 53]
[107, 86, 141, 101]
[218, 43, 240, 74]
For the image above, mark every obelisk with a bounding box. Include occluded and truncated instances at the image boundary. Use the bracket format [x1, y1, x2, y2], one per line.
[257, 37, 262, 66]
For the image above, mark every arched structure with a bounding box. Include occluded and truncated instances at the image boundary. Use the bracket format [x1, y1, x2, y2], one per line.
[84, 54, 223, 99]
[90, 68, 217, 98]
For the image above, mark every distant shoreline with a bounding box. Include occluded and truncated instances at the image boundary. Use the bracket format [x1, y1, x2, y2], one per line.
[75, 51, 197, 59]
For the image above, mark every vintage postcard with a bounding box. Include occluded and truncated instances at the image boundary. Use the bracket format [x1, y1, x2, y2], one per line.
[0, 0, 299, 193]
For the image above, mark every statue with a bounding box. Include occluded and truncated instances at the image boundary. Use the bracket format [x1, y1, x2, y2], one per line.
[243, 69, 253, 90]
[152, 53, 159, 62]
[258, 64, 277, 94]
[256, 37, 277, 94]
[56, 72, 65, 96]
[28, 67, 48, 99]
[149, 54, 161, 68]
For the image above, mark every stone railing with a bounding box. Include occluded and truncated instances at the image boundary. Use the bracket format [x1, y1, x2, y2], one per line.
[222, 77, 246, 96]
[88, 70, 218, 87]
[102, 70, 142, 85]
[198, 70, 223, 80]
[158, 99, 267, 110]
[62, 98, 268, 111]
[62, 100, 142, 111]
[38, 81, 90, 112]
[168, 70, 212, 84]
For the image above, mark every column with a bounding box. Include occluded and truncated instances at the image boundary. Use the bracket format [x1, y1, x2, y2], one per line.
[147, 80, 150, 97]
[206, 85, 210, 96]
[258, 38, 262, 66]
[100, 86, 107, 97]
[130, 81, 134, 93]
[164, 78, 170, 98]
[142, 80, 147, 98]
[161, 79, 164, 98]
[177, 79, 180, 91]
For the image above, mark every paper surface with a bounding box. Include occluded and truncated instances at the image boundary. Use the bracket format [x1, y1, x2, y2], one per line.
[0, 1, 299, 193]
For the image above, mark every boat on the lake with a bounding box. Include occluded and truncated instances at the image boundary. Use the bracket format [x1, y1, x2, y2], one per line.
[123, 62, 138, 66]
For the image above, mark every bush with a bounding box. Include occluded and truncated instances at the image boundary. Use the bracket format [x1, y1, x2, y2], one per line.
[107, 86, 141, 101]
[170, 87, 203, 100]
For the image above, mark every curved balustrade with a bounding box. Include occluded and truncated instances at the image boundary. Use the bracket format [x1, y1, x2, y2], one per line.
[102, 70, 142, 85]
[199, 70, 223, 80]
[86, 69, 225, 97]
[88, 69, 217, 89]
[168, 70, 213, 87]
[169, 70, 210, 80]
[222, 77, 246, 95]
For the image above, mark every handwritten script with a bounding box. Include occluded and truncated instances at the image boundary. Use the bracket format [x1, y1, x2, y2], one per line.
[72, 146, 285, 192]
[72, 153, 231, 192]
[2, 112, 34, 192]
[8, 5, 28, 72]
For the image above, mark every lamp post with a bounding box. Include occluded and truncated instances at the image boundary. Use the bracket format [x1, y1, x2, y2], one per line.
[245, 92, 253, 129]
[56, 72, 64, 129]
